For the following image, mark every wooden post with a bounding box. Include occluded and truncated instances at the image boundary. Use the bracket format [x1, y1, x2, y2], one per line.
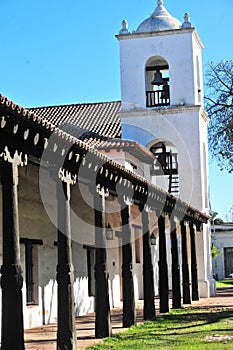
[1, 160, 25, 350]
[180, 221, 191, 304]
[141, 208, 156, 320]
[189, 222, 199, 301]
[56, 176, 77, 350]
[170, 216, 181, 309]
[94, 187, 112, 338]
[158, 214, 169, 313]
[120, 197, 136, 328]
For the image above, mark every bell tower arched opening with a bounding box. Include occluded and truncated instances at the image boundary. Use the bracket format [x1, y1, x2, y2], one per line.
[149, 140, 179, 196]
[146, 56, 170, 108]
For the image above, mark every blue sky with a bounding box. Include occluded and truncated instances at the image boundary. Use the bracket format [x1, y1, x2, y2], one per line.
[0, 0, 232, 219]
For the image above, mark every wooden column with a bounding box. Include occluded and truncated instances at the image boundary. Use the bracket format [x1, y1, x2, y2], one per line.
[120, 197, 136, 328]
[94, 187, 112, 338]
[158, 214, 169, 313]
[180, 221, 191, 304]
[170, 216, 181, 309]
[1, 160, 25, 350]
[189, 222, 199, 301]
[141, 207, 156, 321]
[56, 175, 77, 350]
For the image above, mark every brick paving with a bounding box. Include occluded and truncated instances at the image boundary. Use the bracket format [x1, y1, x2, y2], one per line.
[24, 287, 233, 350]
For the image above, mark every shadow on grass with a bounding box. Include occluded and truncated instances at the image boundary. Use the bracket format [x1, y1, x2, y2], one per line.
[87, 306, 233, 349]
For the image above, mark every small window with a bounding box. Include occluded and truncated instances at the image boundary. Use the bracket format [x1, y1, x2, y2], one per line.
[25, 244, 36, 304]
[87, 248, 95, 297]
[20, 238, 42, 305]
[135, 239, 141, 263]
[134, 226, 141, 264]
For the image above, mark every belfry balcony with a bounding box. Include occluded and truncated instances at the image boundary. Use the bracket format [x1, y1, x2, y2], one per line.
[146, 87, 170, 108]
[151, 151, 178, 176]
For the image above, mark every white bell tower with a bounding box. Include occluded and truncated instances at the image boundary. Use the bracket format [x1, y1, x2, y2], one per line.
[116, 1, 214, 297]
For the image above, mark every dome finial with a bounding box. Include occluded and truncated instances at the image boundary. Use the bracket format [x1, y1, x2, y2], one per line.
[181, 12, 192, 29]
[136, 0, 181, 33]
[119, 19, 129, 34]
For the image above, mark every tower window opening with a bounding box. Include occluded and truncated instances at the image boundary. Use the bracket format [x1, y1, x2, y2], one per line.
[146, 61, 170, 108]
[150, 141, 179, 196]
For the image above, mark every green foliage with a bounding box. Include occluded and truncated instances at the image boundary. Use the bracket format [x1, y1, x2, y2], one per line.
[204, 60, 233, 173]
[214, 218, 224, 225]
[212, 244, 221, 259]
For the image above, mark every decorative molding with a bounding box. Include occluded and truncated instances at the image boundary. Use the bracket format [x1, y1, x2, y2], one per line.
[58, 167, 77, 185]
[119, 104, 203, 118]
[201, 108, 210, 123]
[96, 184, 110, 198]
[0, 146, 27, 166]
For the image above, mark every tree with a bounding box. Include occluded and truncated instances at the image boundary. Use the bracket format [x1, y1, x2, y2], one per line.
[210, 211, 221, 260]
[204, 60, 233, 173]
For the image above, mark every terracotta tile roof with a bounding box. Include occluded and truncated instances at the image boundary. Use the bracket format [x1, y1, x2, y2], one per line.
[30, 101, 122, 139]
[95, 139, 155, 163]
[29, 101, 154, 163]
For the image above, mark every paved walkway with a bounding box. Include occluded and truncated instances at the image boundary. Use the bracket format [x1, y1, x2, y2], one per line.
[24, 287, 233, 350]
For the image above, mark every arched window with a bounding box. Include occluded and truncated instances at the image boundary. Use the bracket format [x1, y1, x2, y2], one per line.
[150, 141, 179, 196]
[145, 56, 170, 108]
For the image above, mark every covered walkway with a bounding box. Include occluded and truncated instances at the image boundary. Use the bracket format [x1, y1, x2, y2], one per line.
[25, 286, 233, 350]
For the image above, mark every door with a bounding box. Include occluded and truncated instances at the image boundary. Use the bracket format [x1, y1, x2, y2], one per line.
[224, 247, 233, 277]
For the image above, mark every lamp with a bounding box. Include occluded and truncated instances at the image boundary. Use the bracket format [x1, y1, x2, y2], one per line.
[151, 70, 164, 86]
[150, 231, 157, 245]
[106, 224, 114, 240]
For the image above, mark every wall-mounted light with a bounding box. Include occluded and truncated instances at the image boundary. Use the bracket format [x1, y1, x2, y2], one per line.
[150, 231, 157, 245]
[106, 223, 114, 241]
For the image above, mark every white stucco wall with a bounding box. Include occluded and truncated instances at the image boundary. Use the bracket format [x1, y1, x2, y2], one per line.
[120, 107, 208, 211]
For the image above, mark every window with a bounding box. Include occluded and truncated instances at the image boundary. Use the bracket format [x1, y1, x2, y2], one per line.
[133, 226, 141, 264]
[86, 248, 95, 297]
[20, 238, 42, 305]
[145, 56, 170, 108]
[135, 239, 141, 263]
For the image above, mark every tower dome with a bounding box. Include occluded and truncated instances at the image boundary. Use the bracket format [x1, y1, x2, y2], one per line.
[136, 0, 181, 33]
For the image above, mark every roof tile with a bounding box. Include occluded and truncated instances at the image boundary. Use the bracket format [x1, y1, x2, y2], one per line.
[30, 101, 122, 139]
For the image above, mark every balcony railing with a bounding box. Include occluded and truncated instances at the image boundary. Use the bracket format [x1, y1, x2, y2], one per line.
[146, 90, 170, 108]
[151, 152, 178, 176]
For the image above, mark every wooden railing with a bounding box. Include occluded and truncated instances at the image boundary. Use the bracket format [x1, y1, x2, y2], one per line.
[146, 90, 170, 107]
[151, 152, 178, 176]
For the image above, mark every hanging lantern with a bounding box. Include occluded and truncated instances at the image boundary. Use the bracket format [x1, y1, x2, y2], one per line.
[106, 223, 114, 240]
[151, 70, 164, 86]
[150, 232, 157, 245]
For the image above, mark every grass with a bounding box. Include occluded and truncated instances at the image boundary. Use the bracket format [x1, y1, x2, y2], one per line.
[87, 307, 233, 349]
[216, 280, 233, 288]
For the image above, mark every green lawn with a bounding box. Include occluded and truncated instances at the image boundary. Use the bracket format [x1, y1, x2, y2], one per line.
[87, 307, 233, 349]
[216, 280, 233, 288]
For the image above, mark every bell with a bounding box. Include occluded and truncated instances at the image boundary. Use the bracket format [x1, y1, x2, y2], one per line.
[151, 70, 164, 86]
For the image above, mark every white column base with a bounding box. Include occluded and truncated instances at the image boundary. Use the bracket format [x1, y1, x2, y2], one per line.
[198, 278, 216, 298]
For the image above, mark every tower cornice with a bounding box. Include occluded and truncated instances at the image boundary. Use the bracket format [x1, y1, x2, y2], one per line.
[117, 27, 203, 48]
[119, 104, 206, 118]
